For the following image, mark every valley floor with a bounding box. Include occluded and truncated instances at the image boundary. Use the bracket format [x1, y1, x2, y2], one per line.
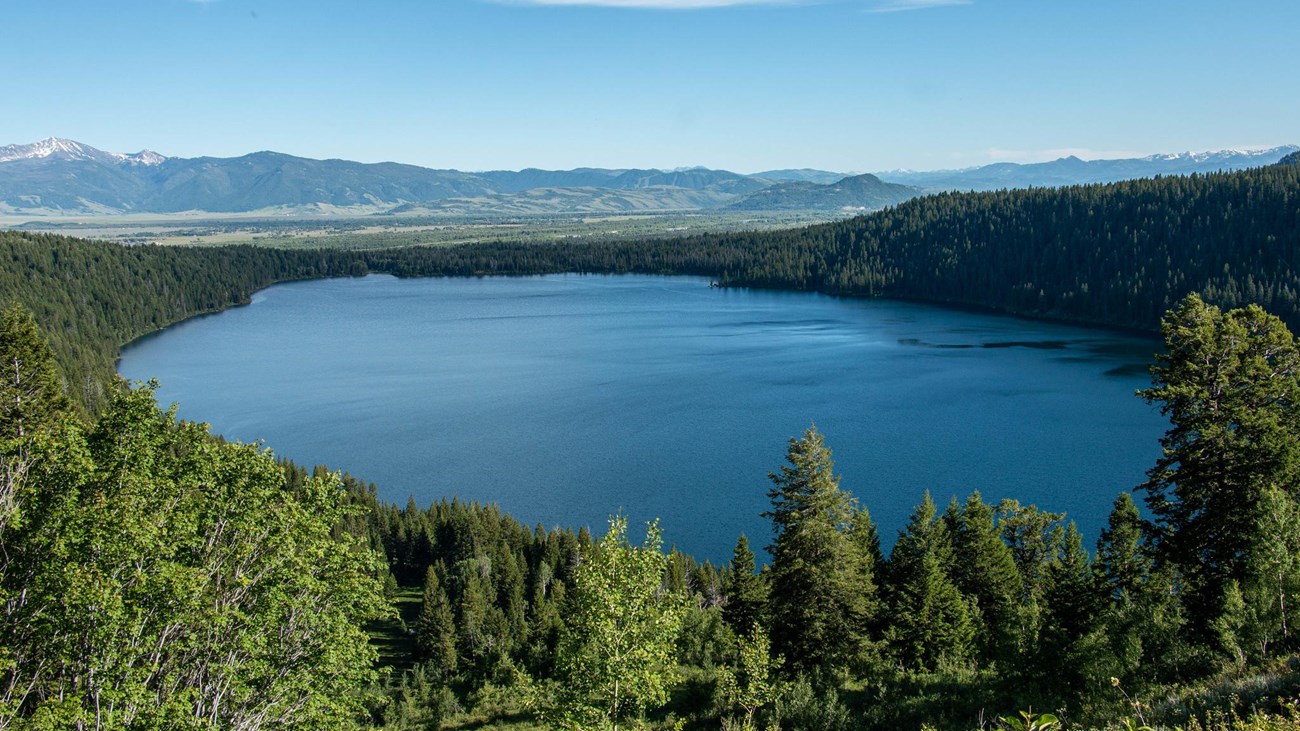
[0, 210, 839, 250]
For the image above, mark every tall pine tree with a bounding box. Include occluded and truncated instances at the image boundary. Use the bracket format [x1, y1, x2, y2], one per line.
[765, 426, 874, 677]
[948, 492, 1021, 665]
[886, 492, 975, 671]
[1141, 294, 1300, 626]
[415, 565, 459, 676]
[0, 304, 69, 440]
[723, 535, 765, 635]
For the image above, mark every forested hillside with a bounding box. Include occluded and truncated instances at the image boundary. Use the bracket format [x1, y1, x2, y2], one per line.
[703, 161, 1300, 333]
[0, 232, 365, 411]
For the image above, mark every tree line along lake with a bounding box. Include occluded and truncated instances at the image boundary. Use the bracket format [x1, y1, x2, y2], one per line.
[117, 273, 1168, 561]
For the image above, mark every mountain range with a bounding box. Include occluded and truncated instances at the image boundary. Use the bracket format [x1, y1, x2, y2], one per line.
[0, 137, 1294, 217]
[873, 147, 1300, 191]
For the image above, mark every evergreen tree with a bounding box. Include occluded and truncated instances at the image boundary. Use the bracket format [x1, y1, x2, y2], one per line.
[1094, 493, 1152, 602]
[1140, 295, 1300, 626]
[764, 426, 874, 676]
[723, 534, 765, 635]
[1047, 523, 1101, 642]
[948, 492, 1021, 664]
[1038, 523, 1104, 698]
[998, 499, 1065, 603]
[998, 499, 1064, 653]
[525, 558, 565, 677]
[886, 492, 975, 671]
[0, 304, 69, 440]
[415, 566, 459, 676]
[848, 505, 885, 577]
[452, 558, 498, 676]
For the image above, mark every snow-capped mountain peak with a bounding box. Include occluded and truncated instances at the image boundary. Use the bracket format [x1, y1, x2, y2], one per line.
[0, 137, 167, 165]
[1138, 146, 1297, 164]
[0, 137, 101, 163]
[121, 149, 167, 166]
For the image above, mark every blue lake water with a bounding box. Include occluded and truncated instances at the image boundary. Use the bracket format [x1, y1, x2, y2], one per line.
[118, 274, 1168, 562]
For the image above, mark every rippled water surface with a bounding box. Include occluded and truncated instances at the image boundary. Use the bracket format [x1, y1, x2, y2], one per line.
[119, 274, 1167, 560]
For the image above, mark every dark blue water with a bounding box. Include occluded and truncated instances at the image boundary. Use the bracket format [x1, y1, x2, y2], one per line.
[118, 274, 1167, 562]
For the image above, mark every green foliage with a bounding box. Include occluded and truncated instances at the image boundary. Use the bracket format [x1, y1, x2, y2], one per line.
[1141, 295, 1300, 628]
[551, 515, 687, 730]
[771, 676, 854, 731]
[715, 625, 783, 731]
[997, 500, 1066, 658]
[675, 605, 735, 670]
[368, 664, 456, 730]
[1181, 699, 1300, 731]
[1038, 523, 1103, 698]
[1095, 493, 1152, 602]
[0, 382, 390, 729]
[765, 426, 877, 677]
[415, 566, 459, 676]
[1240, 486, 1300, 658]
[1090, 494, 1187, 692]
[998, 709, 1060, 731]
[722, 534, 765, 636]
[947, 492, 1022, 665]
[760, 164, 1300, 335]
[886, 492, 976, 672]
[0, 303, 70, 440]
[1047, 523, 1100, 642]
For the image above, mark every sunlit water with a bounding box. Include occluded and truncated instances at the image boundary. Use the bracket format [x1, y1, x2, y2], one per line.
[119, 274, 1167, 561]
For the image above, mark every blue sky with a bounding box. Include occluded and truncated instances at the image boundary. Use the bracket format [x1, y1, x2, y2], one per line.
[2, 0, 1297, 172]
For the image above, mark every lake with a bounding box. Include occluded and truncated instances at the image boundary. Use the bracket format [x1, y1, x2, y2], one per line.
[118, 273, 1168, 562]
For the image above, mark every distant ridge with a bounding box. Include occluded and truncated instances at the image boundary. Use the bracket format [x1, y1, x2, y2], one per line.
[1, 137, 1295, 216]
[752, 168, 849, 184]
[874, 146, 1299, 191]
[727, 173, 920, 212]
[0, 138, 771, 217]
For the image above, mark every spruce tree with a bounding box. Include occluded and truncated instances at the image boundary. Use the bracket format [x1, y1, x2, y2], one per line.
[1141, 295, 1300, 625]
[415, 565, 459, 676]
[764, 425, 873, 676]
[1037, 523, 1102, 698]
[948, 492, 1021, 664]
[0, 304, 69, 440]
[1094, 493, 1152, 602]
[997, 499, 1064, 652]
[1046, 523, 1100, 642]
[849, 505, 885, 576]
[885, 492, 975, 671]
[723, 534, 765, 635]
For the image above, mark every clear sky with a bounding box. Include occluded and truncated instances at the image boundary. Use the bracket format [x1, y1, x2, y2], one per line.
[2, 0, 1297, 173]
